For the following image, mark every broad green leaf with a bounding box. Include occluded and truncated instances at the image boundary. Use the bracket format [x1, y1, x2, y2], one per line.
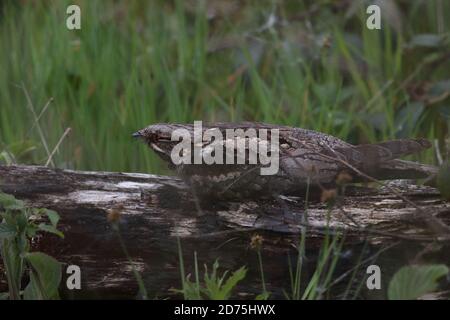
[388, 264, 449, 300]
[220, 266, 247, 300]
[17, 212, 29, 229]
[0, 223, 16, 239]
[1, 238, 25, 299]
[37, 223, 64, 238]
[25, 224, 38, 238]
[44, 209, 60, 228]
[23, 272, 43, 300]
[23, 252, 62, 300]
[0, 192, 24, 211]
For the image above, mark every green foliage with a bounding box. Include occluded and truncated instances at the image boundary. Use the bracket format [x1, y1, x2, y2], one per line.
[388, 264, 449, 300]
[176, 258, 247, 300]
[0, 191, 64, 300]
[0, 0, 447, 173]
[255, 247, 270, 299]
[23, 252, 62, 300]
[285, 231, 345, 300]
[0, 140, 37, 165]
[202, 261, 247, 300]
[176, 241, 247, 300]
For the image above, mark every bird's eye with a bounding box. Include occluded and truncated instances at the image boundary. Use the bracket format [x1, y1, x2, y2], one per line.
[150, 133, 158, 143]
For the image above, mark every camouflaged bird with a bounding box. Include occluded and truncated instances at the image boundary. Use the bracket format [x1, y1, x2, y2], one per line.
[133, 122, 435, 200]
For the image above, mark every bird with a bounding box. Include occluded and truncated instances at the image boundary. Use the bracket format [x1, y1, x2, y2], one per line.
[133, 122, 436, 200]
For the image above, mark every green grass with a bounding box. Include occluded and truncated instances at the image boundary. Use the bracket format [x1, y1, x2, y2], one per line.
[1, 0, 449, 174]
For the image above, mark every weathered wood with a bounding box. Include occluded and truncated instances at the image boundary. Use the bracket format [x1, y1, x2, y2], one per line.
[0, 165, 449, 298]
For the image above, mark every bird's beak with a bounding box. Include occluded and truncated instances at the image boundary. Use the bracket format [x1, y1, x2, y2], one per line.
[132, 132, 142, 138]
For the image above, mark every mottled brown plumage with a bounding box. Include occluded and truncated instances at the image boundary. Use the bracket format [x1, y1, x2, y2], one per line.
[133, 122, 434, 199]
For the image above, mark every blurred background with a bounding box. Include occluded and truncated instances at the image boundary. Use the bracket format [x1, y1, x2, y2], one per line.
[0, 0, 449, 174]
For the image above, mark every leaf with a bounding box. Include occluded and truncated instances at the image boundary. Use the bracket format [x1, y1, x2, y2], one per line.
[256, 292, 270, 300]
[203, 263, 221, 298]
[7, 140, 37, 163]
[0, 192, 24, 211]
[23, 272, 43, 300]
[174, 274, 203, 300]
[388, 264, 449, 300]
[201, 260, 247, 300]
[220, 266, 247, 300]
[0, 223, 16, 240]
[44, 209, 60, 228]
[37, 223, 64, 238]
[1, 238, 26, 299]
[205, 266, 246, 300]
[25, 224, 38, 238]
[23, 252, 62, 300]
[0, 151, 15, 165]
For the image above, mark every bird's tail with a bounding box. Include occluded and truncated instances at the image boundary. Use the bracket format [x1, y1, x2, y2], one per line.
[336, 138, 435, 180]
[370, 138, 432, 160]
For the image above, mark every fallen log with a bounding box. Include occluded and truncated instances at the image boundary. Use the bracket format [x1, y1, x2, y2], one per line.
[0, 165, 448, 299]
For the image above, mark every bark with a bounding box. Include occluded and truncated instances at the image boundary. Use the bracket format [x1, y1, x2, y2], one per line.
[0, 165, 448, 299]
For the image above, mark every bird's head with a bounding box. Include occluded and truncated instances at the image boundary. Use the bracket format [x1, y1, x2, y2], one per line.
[132, 123, 197, 163]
